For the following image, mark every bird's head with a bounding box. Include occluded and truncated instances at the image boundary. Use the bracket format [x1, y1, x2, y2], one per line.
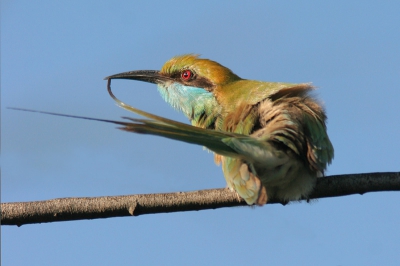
[105, 54, 241, 127]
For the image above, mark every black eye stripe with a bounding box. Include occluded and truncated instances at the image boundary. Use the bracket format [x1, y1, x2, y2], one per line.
[169, 70, 214, 91]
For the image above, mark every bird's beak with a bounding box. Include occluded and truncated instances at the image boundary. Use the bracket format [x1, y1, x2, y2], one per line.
[104, 70, 170, 85]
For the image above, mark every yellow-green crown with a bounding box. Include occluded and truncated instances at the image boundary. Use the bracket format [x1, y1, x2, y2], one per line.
[161, 54, 241, 85]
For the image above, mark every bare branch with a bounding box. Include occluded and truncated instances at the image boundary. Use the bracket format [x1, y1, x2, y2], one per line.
[2, 172, 399, 226]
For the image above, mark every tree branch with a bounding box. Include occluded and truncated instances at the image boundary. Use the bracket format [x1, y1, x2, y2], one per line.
[2, 172, 399, 226]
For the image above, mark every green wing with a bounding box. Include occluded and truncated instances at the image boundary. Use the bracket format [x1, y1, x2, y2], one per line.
[303, 111, 334, 173]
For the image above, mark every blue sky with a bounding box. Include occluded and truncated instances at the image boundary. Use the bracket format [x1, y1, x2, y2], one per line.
[2, 1, 400, 265]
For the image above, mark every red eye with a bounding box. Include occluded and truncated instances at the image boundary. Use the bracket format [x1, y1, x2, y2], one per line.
[181, 70, 193, 81]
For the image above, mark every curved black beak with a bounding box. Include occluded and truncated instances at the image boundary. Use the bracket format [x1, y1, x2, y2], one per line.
[104, 70, 170, 84]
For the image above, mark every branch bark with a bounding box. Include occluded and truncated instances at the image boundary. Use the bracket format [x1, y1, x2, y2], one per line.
[2, 172, 399, 226]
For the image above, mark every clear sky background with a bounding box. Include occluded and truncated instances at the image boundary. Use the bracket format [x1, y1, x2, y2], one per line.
[2, 1, 400, 265]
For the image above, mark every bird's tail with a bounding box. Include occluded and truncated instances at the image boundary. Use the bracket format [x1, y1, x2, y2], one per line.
[9, 79, 288, 164]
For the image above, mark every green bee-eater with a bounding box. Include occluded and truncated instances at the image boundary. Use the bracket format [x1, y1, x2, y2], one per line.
[104, 54, 334, 205]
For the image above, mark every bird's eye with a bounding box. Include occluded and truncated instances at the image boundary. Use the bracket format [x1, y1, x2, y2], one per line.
[181, 70, 193, 81]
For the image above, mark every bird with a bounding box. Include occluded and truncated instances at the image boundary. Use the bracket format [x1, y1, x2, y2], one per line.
[11, 54, 333, 206]
[103, 54, 334, 206]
